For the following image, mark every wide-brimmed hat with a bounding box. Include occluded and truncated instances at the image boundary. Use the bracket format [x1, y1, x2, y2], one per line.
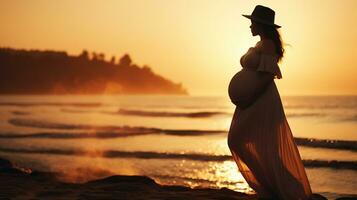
[242, 5, 281, 28]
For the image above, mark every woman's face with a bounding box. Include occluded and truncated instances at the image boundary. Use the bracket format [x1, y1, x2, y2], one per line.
[249, 20, 260, 36]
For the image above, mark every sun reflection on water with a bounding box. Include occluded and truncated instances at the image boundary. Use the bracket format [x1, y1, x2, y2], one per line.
[153, 159, 254, 194]
[210, 160, 254, 194]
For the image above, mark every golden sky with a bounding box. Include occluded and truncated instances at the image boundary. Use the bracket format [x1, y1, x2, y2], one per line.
[1, 0, 356, 96]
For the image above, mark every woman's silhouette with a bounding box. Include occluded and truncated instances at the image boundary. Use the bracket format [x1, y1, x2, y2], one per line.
[227, 5, 313, 200]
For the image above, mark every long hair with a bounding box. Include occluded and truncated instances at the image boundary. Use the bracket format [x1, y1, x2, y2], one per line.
[260, 23, 285, 62]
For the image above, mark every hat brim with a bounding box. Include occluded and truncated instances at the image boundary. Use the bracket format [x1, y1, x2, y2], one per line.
[242, 14, 281, 28]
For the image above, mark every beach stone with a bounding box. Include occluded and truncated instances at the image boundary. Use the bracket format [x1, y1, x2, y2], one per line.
[310, 193, 328, 200]
[0, 158, 13, 169]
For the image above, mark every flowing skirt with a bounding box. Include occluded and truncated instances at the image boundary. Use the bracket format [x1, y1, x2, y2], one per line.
[227, 81, 312, 200]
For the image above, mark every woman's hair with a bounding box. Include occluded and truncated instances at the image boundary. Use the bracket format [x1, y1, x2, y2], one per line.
[259, 23, 285, 62]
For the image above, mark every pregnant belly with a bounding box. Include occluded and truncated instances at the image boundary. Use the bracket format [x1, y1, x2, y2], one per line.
[228, 69, 261, 104]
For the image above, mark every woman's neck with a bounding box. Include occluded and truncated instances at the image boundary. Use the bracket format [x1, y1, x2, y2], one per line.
[259, 34, 269, 41]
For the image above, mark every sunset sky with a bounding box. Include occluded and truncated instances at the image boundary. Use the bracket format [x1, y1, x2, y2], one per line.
[1, 0, 356, 96]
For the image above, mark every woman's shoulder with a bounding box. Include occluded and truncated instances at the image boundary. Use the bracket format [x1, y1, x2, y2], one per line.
[255, 39, 276, 55]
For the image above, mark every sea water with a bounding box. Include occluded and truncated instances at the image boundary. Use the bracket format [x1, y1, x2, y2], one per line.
[0, 95, 356, 199]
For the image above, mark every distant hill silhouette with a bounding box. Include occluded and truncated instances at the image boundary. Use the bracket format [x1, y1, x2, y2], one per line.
[0, 48, 188, 95]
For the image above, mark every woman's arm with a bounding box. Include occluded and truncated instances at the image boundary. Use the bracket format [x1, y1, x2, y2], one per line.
[250, 71, 274, 99]
[237, 71, 273, 109]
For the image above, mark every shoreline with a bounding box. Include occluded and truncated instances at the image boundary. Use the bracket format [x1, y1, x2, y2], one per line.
[0, 157, 351, 200]
[0, 157, 251, 200]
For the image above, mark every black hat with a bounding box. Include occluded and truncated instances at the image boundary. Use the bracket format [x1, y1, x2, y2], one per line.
[242, 5, 281, 28]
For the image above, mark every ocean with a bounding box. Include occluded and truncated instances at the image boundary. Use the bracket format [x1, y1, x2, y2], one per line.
[0, 95, 356, 199]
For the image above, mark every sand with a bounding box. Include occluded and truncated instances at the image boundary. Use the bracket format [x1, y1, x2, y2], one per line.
[0, 157, 344, 200]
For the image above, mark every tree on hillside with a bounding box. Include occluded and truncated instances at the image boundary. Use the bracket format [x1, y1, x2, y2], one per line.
[119, 54, 132, 66]
[98, 53, 105, 61]
[79, 50, 89, 60]
[110, 56, 116, 64]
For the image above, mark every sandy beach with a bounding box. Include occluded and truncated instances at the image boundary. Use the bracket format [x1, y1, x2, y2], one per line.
[3, 157, 354, 200]
[0, 157, 253, 200]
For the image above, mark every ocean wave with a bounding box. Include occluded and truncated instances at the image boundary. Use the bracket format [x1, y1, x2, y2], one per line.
[60, 108, 94, 113]
[0, 147, 355, 170]
[60, 107, 357, 121]
[7, 118, 226, 136]
[9, 118, 99, 130]
[61, 108, 230, 118]
[302, 159, 357, 170]
[152, 174, 218, 185]
[294, 137, 357, 151]
[284, 104, 357, 109]
[114, 109, 228, 118]
[11, 111, 31, 115]
[0, 130, 225, 138]
[7, 118, 357, 150]
[1, 132, 356, 151]
[0, 131, 154, 138]
[285, 113, 326, 118]
[0, 147, 231, 161]
[62, 108, 331, 119]
[0, 102, 102, 107]
[150, 174, 240, 187]
[338, 115, 357, 122]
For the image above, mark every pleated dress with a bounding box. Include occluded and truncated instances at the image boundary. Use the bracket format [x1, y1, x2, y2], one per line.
[227, 45, 312, 200]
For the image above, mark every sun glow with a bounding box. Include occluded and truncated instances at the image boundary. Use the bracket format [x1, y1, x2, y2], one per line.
[0, 0, 356, 96]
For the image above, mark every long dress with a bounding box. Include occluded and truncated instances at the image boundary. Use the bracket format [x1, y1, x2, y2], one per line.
[227, 46, 312, 200]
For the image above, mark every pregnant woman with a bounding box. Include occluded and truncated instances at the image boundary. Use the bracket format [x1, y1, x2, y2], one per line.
[227, 5, 312, 200]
